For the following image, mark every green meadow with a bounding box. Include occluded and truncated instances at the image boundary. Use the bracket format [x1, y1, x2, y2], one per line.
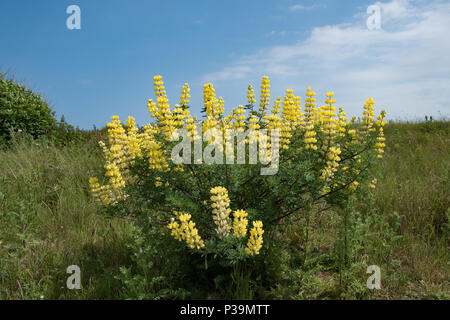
[0, 120, 448, 299]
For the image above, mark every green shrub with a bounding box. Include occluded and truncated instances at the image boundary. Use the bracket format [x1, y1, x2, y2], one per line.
[89, 76, 388, 298]
[0, 73, 57, 141]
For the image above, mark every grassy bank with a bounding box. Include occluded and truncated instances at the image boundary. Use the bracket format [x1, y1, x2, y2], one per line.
[0, 121, 448, 299]
[372, 121, 449, 298]
[0, 136, 133, 299]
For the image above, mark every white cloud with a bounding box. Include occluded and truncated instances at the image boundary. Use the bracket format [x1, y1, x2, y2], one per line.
[264, 30, 287, 37]
[202, 0, 450, 119]
[205, 65, 252, 81]
[290, 4, 326, 11]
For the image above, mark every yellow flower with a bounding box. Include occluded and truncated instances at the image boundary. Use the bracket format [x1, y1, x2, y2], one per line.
[245, 221, 264, 255]
[247, 84, 256, 104]
[320, 93, 338, 143]
[320, 147, 341, 182]
[232, 209, 248, 238]
[167, 211, 205, 250]
[362, 97, 376, 134]
[154, 177, 163, 187]
[375, 127, 386, 158]
[348, 180, 359, 191]
[89, 176, 118, 206]
[180, 83, 191, 106]
[210, 186, 232, 238]
[259, 76, 270, 116]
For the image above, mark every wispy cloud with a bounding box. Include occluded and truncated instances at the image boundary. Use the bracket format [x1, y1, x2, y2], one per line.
[264, 30, 276, 37]
[203, 0, 450, 119]
[289, 4, 326, 11]
[264, 30, 287, 37]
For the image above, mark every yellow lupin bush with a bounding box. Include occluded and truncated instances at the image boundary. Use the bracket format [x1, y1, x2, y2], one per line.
[89, 75, 387, 268]
[91, 75, 387, 206]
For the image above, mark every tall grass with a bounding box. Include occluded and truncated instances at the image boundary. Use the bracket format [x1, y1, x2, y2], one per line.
[371, 120, 449, 298]
[0, 136, 133, 299]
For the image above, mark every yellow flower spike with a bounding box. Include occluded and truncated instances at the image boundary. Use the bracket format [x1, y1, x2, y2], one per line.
[320, 92, 338, 146]
[147, 99, 157, 116]
[361, 97, 376, 134]
[348, 180, 359, 192]
[172, 104, 186, 128]
[180, 83, 191, 106]
[320, 146, 341, 182]
[126, 116, 142, 159]
[152, 75, 174, 138]
[259, 76, 270, 116]
[167, 211, 205, 250]
[336, 108, 348, 137]
[375, 127, 386, 158]
[210, 186, 232, 239]
[245, 220, 264, 256]
[233, 209, 248, 238]
[247, 84, 256, 104]
[305, 86, 318, 122]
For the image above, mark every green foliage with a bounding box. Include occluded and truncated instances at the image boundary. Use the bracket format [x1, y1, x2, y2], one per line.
[0, 74, 57, 141]
[94, 103, 387, 298]
[0, 137, 131, 299]
[0, 121, 447, 300]
[115, 226, 191, 299]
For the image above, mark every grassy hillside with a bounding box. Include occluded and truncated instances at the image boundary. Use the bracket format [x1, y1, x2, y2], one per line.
[0, 121, 448, 299]
[371, 121, 449, 298]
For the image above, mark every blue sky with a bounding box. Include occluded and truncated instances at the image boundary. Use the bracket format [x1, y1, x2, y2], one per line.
[1, 0, 449, 129]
